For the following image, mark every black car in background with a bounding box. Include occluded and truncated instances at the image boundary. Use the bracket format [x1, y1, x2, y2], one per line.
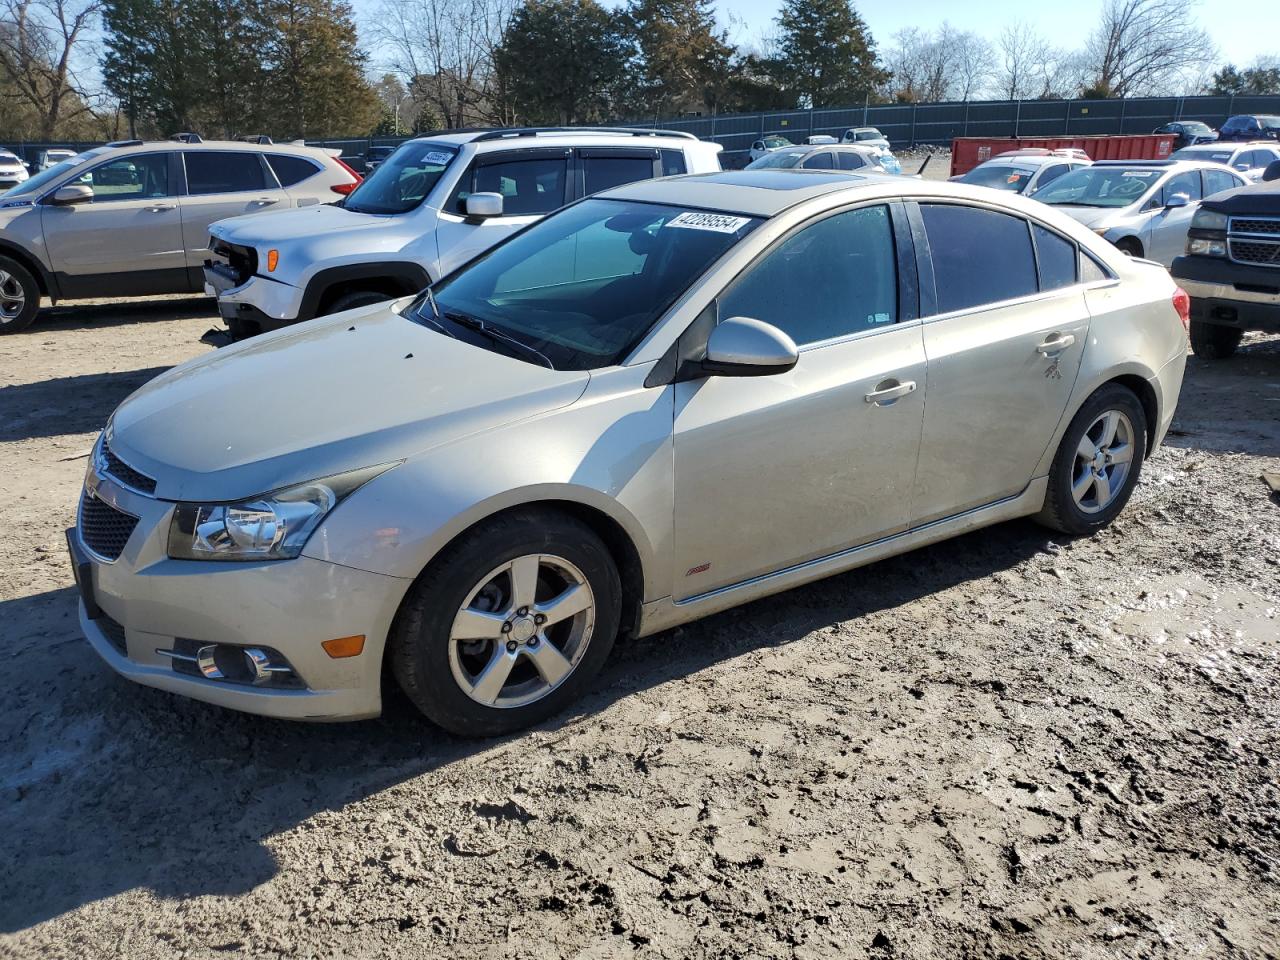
[1154, 121, 1218, 149]
[1218, 115, 1280, 142]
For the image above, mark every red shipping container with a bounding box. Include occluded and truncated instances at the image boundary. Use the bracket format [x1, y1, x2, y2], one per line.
[950, 135, 1176, 177]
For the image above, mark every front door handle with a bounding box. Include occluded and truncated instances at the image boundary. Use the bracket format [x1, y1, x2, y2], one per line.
[865, 379, 917, 405]
[144, 204, 175, 212]
[1036, 333, 1076, 355]
[250, 198, 279, 207]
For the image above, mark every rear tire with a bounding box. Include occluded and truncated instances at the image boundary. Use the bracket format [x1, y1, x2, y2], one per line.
[1189, 320, 1242, 360]
[389, 509, 622, 737]
[1036, 384, 1147, 536]
[324, 289, 391, 316]
[0, 256, 40, 334]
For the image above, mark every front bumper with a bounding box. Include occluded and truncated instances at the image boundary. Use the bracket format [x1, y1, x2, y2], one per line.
[1171, 254, 1280, 331]
[204, 264, 306, 335]
[71, 473, 410, 721]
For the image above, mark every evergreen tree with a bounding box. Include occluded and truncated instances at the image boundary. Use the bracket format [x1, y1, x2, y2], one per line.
[770, 0, 888, 109]
[624, 0, 734, 117]
[494, 0, 629, 124]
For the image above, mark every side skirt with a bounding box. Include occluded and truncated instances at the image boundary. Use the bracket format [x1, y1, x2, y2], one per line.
[636, 477, 1048, 637]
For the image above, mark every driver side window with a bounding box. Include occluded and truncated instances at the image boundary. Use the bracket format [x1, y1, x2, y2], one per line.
[718, 205, 898, 346]
[75, 153, 170, 202]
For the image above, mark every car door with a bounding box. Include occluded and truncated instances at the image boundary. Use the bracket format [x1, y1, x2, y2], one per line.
[671, 202, 926, 599]
[908, 203, 1089, 525]
[433, 148, 571, 278]
[177, 150, 289, 270]
[1147, 169, 1202, 265]
[40, 151, 187, 297]
[576, 147, 660, 197]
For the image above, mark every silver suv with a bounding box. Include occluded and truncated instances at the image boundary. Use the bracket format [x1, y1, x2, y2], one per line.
[0, 138, 359, 333]
[204, 127, 723, 339]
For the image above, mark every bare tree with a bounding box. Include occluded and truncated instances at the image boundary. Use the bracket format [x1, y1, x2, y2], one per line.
[946, 26, 995, 101]
[997, 21, 1050, 100]
[368, 0, 515, 130]
[885, 23, 993, 102]
[0, 0, 100, 138]
[1084, 0, 1215, 97]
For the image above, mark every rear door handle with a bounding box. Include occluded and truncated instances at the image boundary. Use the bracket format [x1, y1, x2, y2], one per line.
[864, 379, 917, 405]
[1036, 333, 1076, 355]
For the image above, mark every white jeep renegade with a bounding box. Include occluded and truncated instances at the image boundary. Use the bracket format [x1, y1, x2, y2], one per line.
[205, 127, 722, 338]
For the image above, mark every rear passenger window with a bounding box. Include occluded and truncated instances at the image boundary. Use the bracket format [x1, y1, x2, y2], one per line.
[185, 152, 267, 194]
[1032, 224, 1077, 290]
[582, 155, 654, 195]
[920, 204, 1038, 313]
[719, 204, 897, 345]
[837, 152, 864, 171]
[660, 149, 687, 176]
[266, 154, 320, 187]
[801, 151, 834, 170]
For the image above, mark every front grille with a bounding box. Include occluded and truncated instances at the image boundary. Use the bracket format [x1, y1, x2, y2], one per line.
[98, 615, 128, 655]
[209, 238, 257, 285]
[1229, 217, 1280, 237]
[1228, 238, 1280, 267]
[79, 493, 139, 561]
[103, 445, 156, 494]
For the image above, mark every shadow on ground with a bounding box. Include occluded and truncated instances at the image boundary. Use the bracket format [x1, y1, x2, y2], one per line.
[0, 517, 1051, 932]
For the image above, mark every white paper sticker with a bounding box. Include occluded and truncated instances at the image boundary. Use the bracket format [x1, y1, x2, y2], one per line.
[422, 151, 452, 165]
[664, 211, 752, 233]
[1121, 170, 1156, 177]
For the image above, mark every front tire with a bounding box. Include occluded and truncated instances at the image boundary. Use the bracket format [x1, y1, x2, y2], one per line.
[1036, 384, 1147, 536]
[0, 256, 40, 334]
[389, 509, 622, 737]
[1189, 320, 1242, 360]
[324, 289, 391, 316]
[1114, 237, 1143, 258]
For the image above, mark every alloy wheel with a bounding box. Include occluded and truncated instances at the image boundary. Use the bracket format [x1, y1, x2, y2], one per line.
[448, 553, 596, 710]
[0, 269, 24, 322]
[1071, 409, 1135, 514]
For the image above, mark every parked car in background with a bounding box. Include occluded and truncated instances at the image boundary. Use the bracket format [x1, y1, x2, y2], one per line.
[1170, 141, 1280, 182]
[71, 169, 1189, 734]
[745, 143, 887, 173]
[1171, 166, 1280, 359]
[842, 127, 890, 150]
[0, 150, 29, 192]
[0, 138, 360, 333]
[748, 135, 793, 161]
[365, 145, 396, 173]
[35, 148, 77, 172]
[805, 135, 838, 145]
[1154, 121, 1217, 149]
[955, 150, 1091, 196]
[1030, 159, 1249, 266]
[1218, 115, 1280, 142]
[205, 127, 722, 339]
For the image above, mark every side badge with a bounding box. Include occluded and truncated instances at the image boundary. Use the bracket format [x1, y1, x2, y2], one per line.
[685, 562, 712, 577]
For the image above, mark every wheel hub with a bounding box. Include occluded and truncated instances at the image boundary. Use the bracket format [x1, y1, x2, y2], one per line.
[508, 615, 537, 644]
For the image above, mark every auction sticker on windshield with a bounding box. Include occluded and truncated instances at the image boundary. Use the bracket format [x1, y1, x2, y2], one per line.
[1122, 171, 1157, 177]
[665, 212, 753, 233]
[422, 151, 452, 165]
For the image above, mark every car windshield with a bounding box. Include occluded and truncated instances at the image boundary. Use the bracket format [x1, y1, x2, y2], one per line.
[762, 137, 791, 149]
[1032, 166, 1161, 208]
[856, 130, 882, 141]
[748, 151, 806, 169]
[1172, 147, 1233, 163]
[0, 149, 102, 200]
[960, 164, 1038, 192]
[343, 142, 456, 215]
[412, 198, 761, 370]
[1183, 122, 1212, 134]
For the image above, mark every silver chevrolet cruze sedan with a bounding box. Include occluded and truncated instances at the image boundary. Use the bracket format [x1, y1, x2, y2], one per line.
[70, 171, 1190, 735]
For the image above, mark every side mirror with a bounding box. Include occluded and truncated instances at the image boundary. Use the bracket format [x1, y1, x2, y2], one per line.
[465, 192, 503, 218]
[1165, 192, 1190, 209]
[702, 316, 798, 377]
[1263, 159, 1280, 182]
[50, 184, 93, 206]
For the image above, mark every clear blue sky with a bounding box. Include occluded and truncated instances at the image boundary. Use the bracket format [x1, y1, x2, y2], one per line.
[352, 0, 1279, 70]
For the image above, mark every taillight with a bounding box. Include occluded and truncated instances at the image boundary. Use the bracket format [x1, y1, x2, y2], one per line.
[331, 158, 362, 195]
[1172, 287, 1191, 333]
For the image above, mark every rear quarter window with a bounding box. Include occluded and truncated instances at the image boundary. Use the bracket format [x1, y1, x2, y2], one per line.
[266, 154, 321, 187]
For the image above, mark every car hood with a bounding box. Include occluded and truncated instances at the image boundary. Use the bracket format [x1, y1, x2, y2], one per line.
[209, 203, 404, 247]
[1202, 180, 1280, 215]
[1043, 204, 1125, 229]
[107, 305, 590, 502]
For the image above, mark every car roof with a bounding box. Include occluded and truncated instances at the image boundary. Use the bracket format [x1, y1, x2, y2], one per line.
[770, 144, 881, 156]
[419, 127, 707, 150]
[977, 156, 1073, 168]
[602, 170, 882, 216]
[103, 139, 333, 158]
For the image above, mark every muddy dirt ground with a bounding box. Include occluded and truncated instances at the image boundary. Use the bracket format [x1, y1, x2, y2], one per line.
[0, 298, 1277, 960]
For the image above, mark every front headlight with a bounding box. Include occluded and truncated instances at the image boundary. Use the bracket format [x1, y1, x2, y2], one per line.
[167, 464, 393, 561]
[1191, 209, 1228, 231]
[1187, 237, 1227, 257]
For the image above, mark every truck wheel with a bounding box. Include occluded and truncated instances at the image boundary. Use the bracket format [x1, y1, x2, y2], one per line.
[0, 256, 40, 334]
[324, 289, 391, 315]
[1189, 321, 1242, 360]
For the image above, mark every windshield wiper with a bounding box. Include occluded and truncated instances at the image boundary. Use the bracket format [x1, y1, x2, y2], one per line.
[444, 311, 554, 369]
[408, 286, 454, 338]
